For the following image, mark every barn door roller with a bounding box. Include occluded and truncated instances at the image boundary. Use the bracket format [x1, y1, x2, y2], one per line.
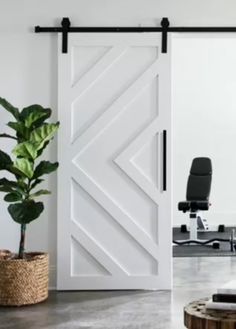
[35, 17, 170, 54]
[35, 17, 236, 54]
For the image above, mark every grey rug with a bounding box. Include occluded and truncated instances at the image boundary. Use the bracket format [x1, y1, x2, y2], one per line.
[173, 226, 236, 257]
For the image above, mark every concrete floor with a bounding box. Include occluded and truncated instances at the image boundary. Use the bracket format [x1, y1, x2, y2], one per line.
[1, 257, 236, 329]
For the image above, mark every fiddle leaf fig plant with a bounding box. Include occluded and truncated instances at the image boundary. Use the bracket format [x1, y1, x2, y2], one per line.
[0, 98, 59, 259]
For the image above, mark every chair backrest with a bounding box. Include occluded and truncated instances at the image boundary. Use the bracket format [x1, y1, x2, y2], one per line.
[186, 157, 212, 201]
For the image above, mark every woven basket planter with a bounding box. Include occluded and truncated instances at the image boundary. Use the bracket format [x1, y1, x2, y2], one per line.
[0, 251, 49, 306]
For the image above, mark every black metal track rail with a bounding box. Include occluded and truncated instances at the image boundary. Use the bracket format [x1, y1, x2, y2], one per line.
[35, 17, 236, 53]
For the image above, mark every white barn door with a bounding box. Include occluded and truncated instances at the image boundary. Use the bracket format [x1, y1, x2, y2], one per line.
[57, 33, 171, 290]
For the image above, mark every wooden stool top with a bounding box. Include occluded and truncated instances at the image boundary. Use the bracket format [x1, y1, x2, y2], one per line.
[184, 298, 236, 329]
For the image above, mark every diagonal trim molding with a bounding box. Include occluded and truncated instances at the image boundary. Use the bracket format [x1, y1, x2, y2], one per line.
[71, 165, 160, 260]
[70, 59, 161, 152]
[71, 220, 128, 276]
[114, 118, 162, 204]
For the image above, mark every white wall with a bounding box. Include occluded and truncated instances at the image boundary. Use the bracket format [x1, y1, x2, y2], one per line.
[172, 36, 236, 227]
[1, 0, 236, 287]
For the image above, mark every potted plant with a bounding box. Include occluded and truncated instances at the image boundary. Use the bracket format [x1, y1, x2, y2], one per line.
[0, 98, 59, 306]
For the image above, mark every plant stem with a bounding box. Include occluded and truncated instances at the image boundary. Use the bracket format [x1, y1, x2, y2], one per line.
[18, 224, 26, 259]
[26, 178, 32, 198]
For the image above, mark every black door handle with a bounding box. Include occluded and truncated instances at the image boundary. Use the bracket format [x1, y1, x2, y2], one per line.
[163, 130, 167, 191]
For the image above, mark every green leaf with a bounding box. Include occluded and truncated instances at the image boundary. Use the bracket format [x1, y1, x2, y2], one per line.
[13, 158, 33, 178]
[4, 192, 22, 202]
[0, 97, 20, 120]
[30, 178, 44, 190]
[12, 141, 39, 160]
[33, 108, 52, 128]
[0, 150, 13, 170]
[30, 122, 59, 150]
[25, 112, 46, 129]
[0, 178, 26, 194]
[8, 200, 44, 224]
[0, 186, 13, 193]
[8, 121, 22, 131]
[0, 178, 26, 195]
[36, 140, 49, 157]
[20, 105, 51, 129]
[0, 161, 22, 178]
[0, 178, 15, 193]
[17, 179, 28, 190]
[29, 189, 51, 199]
[0, 178, 18, 188]
[7, 165, 25, 179]
[7, 121, 29, 140]
[33, 161, 59, 179]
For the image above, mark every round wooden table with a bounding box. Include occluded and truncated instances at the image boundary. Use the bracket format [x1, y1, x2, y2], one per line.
[184, 298, 236, 329]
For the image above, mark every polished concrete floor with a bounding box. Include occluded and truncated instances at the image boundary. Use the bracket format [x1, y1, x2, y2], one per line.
[1, 257, 236, 329]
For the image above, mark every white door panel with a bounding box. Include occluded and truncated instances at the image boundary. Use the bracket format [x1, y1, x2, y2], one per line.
[58, 33, 171, 290]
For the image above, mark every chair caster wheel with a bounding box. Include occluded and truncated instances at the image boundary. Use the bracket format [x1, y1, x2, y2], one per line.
[218, 225, 225, 233]
[213, 242, 220, 249]
[181, 224, 188, 233]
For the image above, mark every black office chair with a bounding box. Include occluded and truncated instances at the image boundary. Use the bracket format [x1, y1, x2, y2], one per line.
[173, 157, 232, 249]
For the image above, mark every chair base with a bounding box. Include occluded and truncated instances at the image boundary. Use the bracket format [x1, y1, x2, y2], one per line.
[180, 223, 225, 233]
[173, 213, 236, 251]
[173, 233, 236, 252]
[172, 238, 229, 248]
